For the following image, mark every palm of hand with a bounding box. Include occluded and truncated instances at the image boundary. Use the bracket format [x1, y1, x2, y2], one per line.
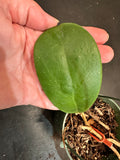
[0, 0, 58, 110]
[0, 0, 114, 110]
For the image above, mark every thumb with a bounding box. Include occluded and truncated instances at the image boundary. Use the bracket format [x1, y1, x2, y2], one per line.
[8, 0, 59, 31]
[25, 2, 59, 31]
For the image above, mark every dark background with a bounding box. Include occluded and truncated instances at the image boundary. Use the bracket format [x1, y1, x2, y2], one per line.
[0, 0, 120, 160]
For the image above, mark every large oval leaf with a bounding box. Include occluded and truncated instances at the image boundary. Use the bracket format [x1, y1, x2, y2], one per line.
[34, 23, 102, 113]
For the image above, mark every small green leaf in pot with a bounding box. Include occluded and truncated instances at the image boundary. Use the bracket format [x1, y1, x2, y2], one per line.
[34, 23, 102, 113]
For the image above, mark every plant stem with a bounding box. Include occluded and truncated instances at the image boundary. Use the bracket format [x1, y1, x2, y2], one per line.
[86, 111, 110, 130]
[107, 138, 120, 147]
[81, 126, 102, 140]
[80, 113, 89, 126]
[110, 145, 120, 160]
[80, 113, 102, 140]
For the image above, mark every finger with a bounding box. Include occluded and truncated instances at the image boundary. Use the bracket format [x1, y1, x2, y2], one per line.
[98, 45, 114, 63]
[25, 2, 59, 31]
[8, 0, 59, 31]
[83, 27, 109, 44]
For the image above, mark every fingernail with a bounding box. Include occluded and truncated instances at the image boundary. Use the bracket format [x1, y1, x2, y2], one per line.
[55, 18, 60, 24]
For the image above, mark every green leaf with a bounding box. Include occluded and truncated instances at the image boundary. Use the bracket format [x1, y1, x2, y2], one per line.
[34, 23, 102, 113]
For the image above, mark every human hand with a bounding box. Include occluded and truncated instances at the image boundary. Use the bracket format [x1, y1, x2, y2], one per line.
[0, 0, 114, 110]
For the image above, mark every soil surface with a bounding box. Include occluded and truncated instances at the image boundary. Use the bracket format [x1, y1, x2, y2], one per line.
[63, 98, 119, 160]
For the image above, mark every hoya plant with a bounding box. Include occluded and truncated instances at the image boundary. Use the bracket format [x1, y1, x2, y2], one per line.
[34, 23, 120, 159]
[34, 23, 102, 113]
